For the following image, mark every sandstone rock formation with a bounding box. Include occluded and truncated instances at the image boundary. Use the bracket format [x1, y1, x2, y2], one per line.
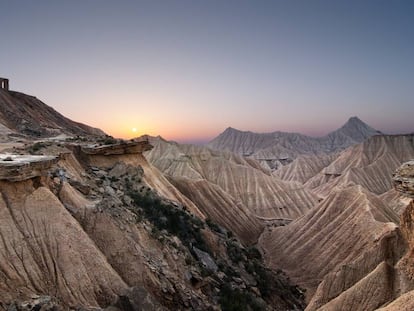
[81, 140, 153, 155]
[258, 138, 414, 310]
[304, 135, 414, 197]
[144, 136, 319, 244]
[0, 178, 128, 307]
[259, 185, 401, 299]
[275, 152, 339, 184]
[307, 161, 414, 311]
[393, 160, 414, 197]
[0, 137, 306, 310]
[0, 154, 58, 181]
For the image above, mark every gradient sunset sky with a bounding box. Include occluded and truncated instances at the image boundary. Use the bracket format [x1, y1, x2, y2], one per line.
[1, 0, 413, 143]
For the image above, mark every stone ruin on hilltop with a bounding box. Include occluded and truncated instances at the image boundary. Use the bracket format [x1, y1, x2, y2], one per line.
[0, 77, 9, 90]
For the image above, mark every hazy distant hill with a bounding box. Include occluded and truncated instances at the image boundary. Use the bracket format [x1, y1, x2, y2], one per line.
[208, 117, 381, 170]
[0, 89, 104, 139]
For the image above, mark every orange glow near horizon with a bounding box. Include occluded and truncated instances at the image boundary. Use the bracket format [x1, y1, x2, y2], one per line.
[99, 119, 218, 143]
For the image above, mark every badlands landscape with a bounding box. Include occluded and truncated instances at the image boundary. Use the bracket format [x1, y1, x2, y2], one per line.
[0, 85, 414, 311]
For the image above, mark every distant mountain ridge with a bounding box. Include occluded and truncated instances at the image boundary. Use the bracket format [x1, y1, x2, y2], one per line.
[208, 117, 382, 170]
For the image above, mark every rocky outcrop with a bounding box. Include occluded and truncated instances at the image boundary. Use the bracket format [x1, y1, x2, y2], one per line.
[74, 142, 205, 220]
[393, 160, 414, 197]
[5, 295, 60, 311]
[0, 154, 58, 181]
[81, 140, 153, 155]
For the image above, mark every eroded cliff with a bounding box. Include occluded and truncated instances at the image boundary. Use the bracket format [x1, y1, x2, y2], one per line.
[0, 139, 306, 311]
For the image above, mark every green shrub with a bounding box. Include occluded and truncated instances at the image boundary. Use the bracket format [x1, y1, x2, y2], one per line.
[206, 218, 221, 233]
[251, 260, 271, 297]
[28, 142, 47, 154]
[219, 284, 265, 311]
[227, 241, 244, 264]
[128, 190, 209, 253]
[97, 135, 119, 145]
[246, 246, 262, 260]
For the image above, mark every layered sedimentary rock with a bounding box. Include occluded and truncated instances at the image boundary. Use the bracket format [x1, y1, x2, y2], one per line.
[275, 153, 339, 184]
[0, 139, 306, 310]
[259, 185, 400, 301]
[386, 163, 414, 310]
[75, 142, 205, 220]
[304, 135, 414, 197]
[144, 136, 319, 244]
[311, 161, 414, 311]
[81, 140, 153, 155]
[0, 178, 127, 307]
[0, 154, 58, 181]
[393, 160, 414, 198]
[262, 160, 414, 311]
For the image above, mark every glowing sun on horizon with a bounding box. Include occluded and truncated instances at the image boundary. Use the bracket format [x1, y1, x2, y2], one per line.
[132, 128, 137, 133]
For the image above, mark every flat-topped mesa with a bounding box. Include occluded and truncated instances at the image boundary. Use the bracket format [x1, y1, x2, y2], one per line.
[81, 140, 153, 156]
[393, 160, 414, 197]
[0, 77, 9, 90]
[0, 154, 58, 182]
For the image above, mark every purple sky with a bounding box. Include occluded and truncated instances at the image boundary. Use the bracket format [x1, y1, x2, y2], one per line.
[1, 0, 413, 142]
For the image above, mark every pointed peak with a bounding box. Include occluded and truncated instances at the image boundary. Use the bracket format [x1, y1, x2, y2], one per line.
[333, 116, 382, 141]
[346, 116, 364, 124]
[224, 126, 236, 131]
[341, 116, 372, 129]
[221, 126, 241, 134]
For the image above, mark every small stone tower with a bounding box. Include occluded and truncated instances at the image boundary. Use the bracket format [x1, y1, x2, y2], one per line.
[0, 78, 9, 90]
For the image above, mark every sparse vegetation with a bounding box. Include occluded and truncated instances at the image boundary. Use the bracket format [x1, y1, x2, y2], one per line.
[97, 135, 120, 145]
[27, 142, 47, 154]
[219, 284, 265, 311]
[225, 239, 276, 298]
[127, 189, 209, 252]
[248, 260, 272, 297]
[122, 180, 304, 310]
[206, 218, 222, 233]
[246, 246, 262, 260]
[227, 240, 245, 263]
[65, 135, 88, 142]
